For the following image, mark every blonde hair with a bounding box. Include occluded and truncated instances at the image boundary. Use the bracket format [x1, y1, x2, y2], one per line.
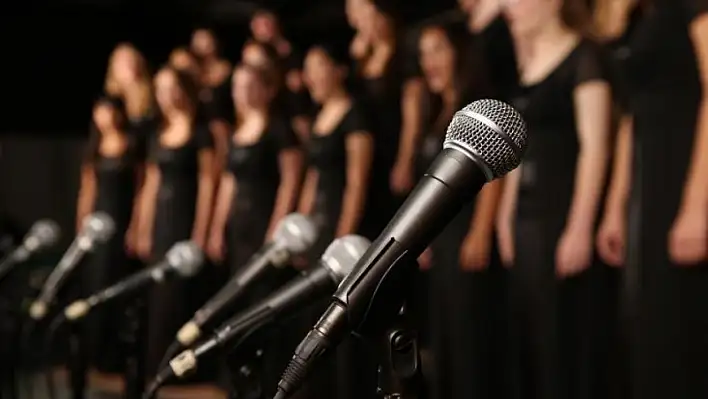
[104, 43, 153, 119]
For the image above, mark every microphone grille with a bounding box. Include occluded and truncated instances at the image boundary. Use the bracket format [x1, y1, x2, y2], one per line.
[166, 241, 205, 277]
[274, 213, 319, 254]
[321, 235, 371, 283]
[29, 219, 61, 247]
[444, 99, 528, 179]
[82, 212, 115, 243]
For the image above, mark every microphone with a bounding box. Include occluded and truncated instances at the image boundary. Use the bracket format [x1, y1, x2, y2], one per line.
[0, 219, 60, 282]
[28, 212, 115, 321]
[175, 213, 318, 347]
[63, 241, 204, 321]
[274, 99, 529, 398]
[147, 235, 370, 393]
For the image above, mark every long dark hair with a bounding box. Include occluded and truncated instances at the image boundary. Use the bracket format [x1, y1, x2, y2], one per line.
[84, 96, 128, 163]
[420, 23, 492, 134]
[561, 0, 594, 36]
[155, 66, 200, 122]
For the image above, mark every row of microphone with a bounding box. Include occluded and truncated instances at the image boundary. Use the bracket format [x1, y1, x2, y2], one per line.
[2, 98, 530, 399]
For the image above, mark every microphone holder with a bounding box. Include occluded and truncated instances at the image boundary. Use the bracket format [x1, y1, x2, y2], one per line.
[226, 346, 265, 399]
[359, 259, 426, 399]
[373, 304, 424, 399]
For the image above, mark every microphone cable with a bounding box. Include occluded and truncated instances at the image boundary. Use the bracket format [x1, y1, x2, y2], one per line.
[155, 340, 183, 378]
[41, 313, 66, 399]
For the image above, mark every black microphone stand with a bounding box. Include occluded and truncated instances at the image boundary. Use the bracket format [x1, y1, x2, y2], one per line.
[226, 346, 265, 399]
[121, 297, 146, 399]
[359, 259, 426, 399]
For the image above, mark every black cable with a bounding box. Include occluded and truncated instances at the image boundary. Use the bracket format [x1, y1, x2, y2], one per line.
[19, 318, 37, 399]
[42, 313, 66, 399]
[155, 340, 182, 377]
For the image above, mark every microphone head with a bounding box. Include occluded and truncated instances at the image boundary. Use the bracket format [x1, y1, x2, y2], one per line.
[166, 241, 205, 277]
[273, 213, 318, 255]
[444, 99, 528, 180]
[27, 219, 61, 249]
[81, 212, 115, 243]
[320, 235, 371, 283]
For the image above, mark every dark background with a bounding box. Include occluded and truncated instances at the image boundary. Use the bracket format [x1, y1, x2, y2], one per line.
[0, 0, 459, 133]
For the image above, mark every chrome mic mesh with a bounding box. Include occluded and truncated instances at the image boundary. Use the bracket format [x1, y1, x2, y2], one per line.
[274, 213, 319, 254]
[444, 99, 528, 179]
[167, 241, 205, 277]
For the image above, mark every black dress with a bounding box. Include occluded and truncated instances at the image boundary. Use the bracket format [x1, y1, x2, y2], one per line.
[613, 1, 708, 398]
[81, 132, 140, 373]
[224, 116, 301, 397]
[144, 124, 214, 381]
[509, 40, 608, 399]
[415, 91, 499, 399]
[303, 101, 378, 399]
[477, 16, 519, 102]
[353, 53, 403, 238]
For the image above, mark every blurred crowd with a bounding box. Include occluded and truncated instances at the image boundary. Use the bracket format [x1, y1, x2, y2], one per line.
[73, 0, 708, 398]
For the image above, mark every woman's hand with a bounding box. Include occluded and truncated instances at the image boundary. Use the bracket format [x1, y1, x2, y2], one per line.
[135, 233, 152, 261]
[668, 205, 708, 266]
[459, 230, 492, 272]
[556, 225, 594, 278]
[206, 231, 225, 263]
[418, 247, 433, 270]
[390, 161, 415, 195]
[596, 209, 626, 267]
[497, 223, 514, 268]
[124, 224, 137, 256]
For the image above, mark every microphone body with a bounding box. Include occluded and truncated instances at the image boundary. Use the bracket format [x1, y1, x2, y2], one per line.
[275, 99, 529, 398]
[184, 242, 285, 340]
[29, 213, 115, 320]
[176, 213, 318, 347]
[64, 260, 170, 320]
[150, 235, 369, 389]
[0, 219, 60, 282]
[63, 241, 204, 321]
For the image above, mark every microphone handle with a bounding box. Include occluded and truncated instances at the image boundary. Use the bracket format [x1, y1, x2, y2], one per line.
[193, 242, 279, 327]
[197, 266, 334, 357]
[0, 247, 21, 282]
[36, 240, 87, 304]
[89, 261, 171, 307]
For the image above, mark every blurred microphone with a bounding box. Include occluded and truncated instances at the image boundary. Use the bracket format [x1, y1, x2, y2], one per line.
[62, 241, 204, 321]
[145, 235, 370, 395]
[274, 99, 529, 399]
[29, 212, 115, 320]
[175, 213, 318, 348]
[0, 219, 60, 282]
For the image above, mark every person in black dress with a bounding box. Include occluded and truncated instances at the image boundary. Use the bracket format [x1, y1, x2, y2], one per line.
[298, 43, 376, 399]
[207, 63, 303, 277]
[497, 1, 613, 398]
[104, 44, 155, 143]
[135, 67, 217, 392]
[249, 9, 311, 138]
[595, 0, 708, 398]
[206, 63, 304, 398]
[190, 30, 233, 179]
[76, 96, 142, 380]
[414, 24, 503, 399]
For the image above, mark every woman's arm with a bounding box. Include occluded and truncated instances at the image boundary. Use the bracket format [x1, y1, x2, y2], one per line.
[268, 149, 304, 238]
[210, 173, 236, 239]
[192, 150, 216, 246]
[391, 77, 424, 193]
[297, 169, 319, 216]
[209, 120, 230, 180]
[680, 16, 708, 211]
[468, 180, 503, 237]
[137, 163, 160, 244]
[76, 164, 97, 231]
[604, 116, 633, 215]
[566, 80, 613, 231]
[337, 132, 374, 237]
[496, 167, 521, 265]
